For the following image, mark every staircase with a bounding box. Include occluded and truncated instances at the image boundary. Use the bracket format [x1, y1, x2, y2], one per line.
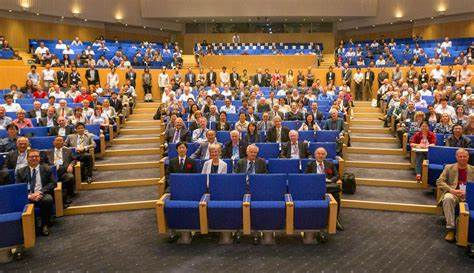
[341, 101, 440, 214]
[63, 102, 164, 215]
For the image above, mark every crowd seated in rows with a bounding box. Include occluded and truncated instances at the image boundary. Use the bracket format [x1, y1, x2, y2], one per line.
[336, 37, 474, 67]
[0, 36, 21, 60]
[30, 36, 183, 68]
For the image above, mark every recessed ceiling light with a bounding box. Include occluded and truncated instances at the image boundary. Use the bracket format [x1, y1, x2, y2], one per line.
[390, 22, 393, 25]
[211, 18, 215, 22]
[8, 9, 12, 12]
[321, 18, 324, 22]
[338, 18, 342, 22]
[36, 13, 40, 16]
[303, 18, 306, 22]
[84, 18, 87, 21]
[124, 23, 128, 26]
[143, 26, 146, 29]
[229, 18, 233, 22]
[61, 16, 64, 19]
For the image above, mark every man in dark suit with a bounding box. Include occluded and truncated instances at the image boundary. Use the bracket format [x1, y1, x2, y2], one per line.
[27, 100, 47, 120]
[184, 68, 196, 87]
[266, 116, 290, 143]
[49, 116, 74, 137]
[341, 63, 352, 86]
[309, 102, 324, 122]
[363, 67, 375, 101]
[246, 106, 259, 123]
[234, 144, 267, 174]
[280, 130, 309, 159]
[206, 67, 217, 86]
[3, 137, 29, 171]
[326, 66, 336, 85]
[166, 142, 197, 184]
[39, 106, 58, 127]
[286, 102, 304, 121]
[41, 137, 76, 206]
[190, 130, 220, 160]
[56, 65, 69, 86]
[16, 149, 56, 236]
[69, 66, 81, 86]
[125, 67, 137, 88]
[252, 69, 264, 86]
[85, 64, 100, 86]
[165, 117, 189, 144]
[109, 92, 123, 115]
[229, 67, 239, 88]
[256, 97, 270, 113]
[64, 122, 95, 183]
[305, 147, 343, 231]
[262, 69, 271, 87]
[323, 110, 345, 133]
[222, 130, 247, 160]
[445, 124, 472, 148]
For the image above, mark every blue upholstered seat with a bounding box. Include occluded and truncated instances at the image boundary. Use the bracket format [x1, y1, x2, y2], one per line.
[268, 159, 300, 173]
[0, 184, 28, 248]
[249, 174, 287, 231]
[255, 143, 279, 158]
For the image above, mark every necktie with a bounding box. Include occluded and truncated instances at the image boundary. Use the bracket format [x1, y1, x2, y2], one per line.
[199, 129, 205, 139]
[247, 161, 255, 174]
[30, 168, 37, 193]
[180, 158, 184, 170]
[173, 130, 179, 143]
[318, 163, 324, 174]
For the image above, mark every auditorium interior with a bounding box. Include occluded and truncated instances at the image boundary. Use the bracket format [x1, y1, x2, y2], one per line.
[1, 0, 474, 272]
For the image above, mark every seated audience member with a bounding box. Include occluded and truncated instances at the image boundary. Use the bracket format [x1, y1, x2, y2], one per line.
[206, 105, 220, 123]
[435, 98, 456, 120]
[215, 112, 230, 131]
[234, 144, 268, 174]
[433, 113, 453, 134]
[280, 130, 309, 159]
[201, 144, 227, 174]
[436, 148, 474, 242]
[397, 111, 425, 145]
[65, 122, 95, 183]
[222, 130, 247, 160]
[256, 97, 270, 113]
[410, 121, 436, 181]
[190, 130, 220, 160]
[89, 106, 110, 130]
[305, 147, 344, 230]
[266, 116, 290, 143]
[56, 99, 73, 118]
[235, 112, 250, 133]
[0, 105, 12, 129]
[286, 102, 304, 121]
[445, 124, 472, 148]
[27, 101, 47, 120]
[39, 107, 58, 127]
[101, 99, 117, 123]
[41, 136, 76, 206]
[257, 112, 273, 132]
[425, 104, 441, 127]
[3, 137, 29, 172]
[13, 109, 33, 129]
[323, 109, 345, 134]
[309, 102, 325, 122]
[219, 99, 236, 114]
[49, 116, 74, 137]
[244, 122, 260, 144]
[166, 141, 197, 181]
[15, 149, 56, 236]
[69, 107, 87, 126]
[166, 117, 189, 144]
[3, 94, 22, 112]
[191, 117, 209, 143]
[299, 113, 321, 131]
[41, 96, 58, 110]
[0, 124, 19, 153]
[247, 106, 259, 123]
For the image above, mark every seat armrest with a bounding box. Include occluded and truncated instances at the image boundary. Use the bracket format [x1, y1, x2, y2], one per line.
[74, 162, 82, 191]
[402, 133, 408, 154]
[199, 194, 210, 234]
[156, 193, 170, 234]
[421, 160, 429, 188]
[99, 133, 106, 158]
[243, 194, 251, 235]
[327, 193, 338, 234]
[22, 204, 36, 248]
[158, 158, 166, 179]
[285, 194, 294, 235]
[456, 202, 470, 247]
[54, 182, 63, 217]
[157, 177, 166, 197]
[336, 156, 345, 179]
[108, 125, 114, 141]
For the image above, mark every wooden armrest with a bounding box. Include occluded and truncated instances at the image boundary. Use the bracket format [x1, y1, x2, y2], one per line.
[158, 158, 166, 178]
[337, 156, 345, 179]
[402, 133, 408, 154]
[456, 202, 470, 247]
[199, 194, 209, 234]
[22, 204, 36, 248]
[54, 182, 63, 217]
[327, 193, 337, 234]
[108, 125, 114, 141]
[99, 133, 106, 158]
[285, 194, 294, 235]
[243, 194, 251, 235]
[157, 177, 166, 197]
[74, 162, 82, 191]
[421, 160, 429, 188]
[156, 193, 170, 234]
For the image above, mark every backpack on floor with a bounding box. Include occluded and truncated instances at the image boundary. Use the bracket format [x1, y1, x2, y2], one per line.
[341, 172, 356, 194]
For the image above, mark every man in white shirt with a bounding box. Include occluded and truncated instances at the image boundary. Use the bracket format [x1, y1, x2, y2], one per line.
[0, 105, 12, 129]
[430, 64, 445, 83]
[2, 94, 22, 113]
[158, 68, 169, 93]
[179, 87, 195, 102]
[55, 40, 67, 50]
[375, 56, 386, 67]
[435, 98, 456, 120]
[440, 37, 452, 49]
[84, 46, 95, 56]
[220, 99, 236, 114]
[71, 37, 83, 46]
[62, 45, 75, 55]
[34, 42, 49, 62]
[219, 66, 230, 87]
[459, 63, 472, 86]
[353, 68, 364, 100]
[42, 63, 56, 89]
[232, 33, 240, 44]
[418, 83, 433, 96]
[192, 117, 209, 143]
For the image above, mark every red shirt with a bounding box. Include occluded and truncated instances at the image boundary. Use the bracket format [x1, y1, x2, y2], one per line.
[33, 90, 47, 99]
[409, 131, 437, 145]
[458, 168, 467, 188]
[74, 94, 93, 103]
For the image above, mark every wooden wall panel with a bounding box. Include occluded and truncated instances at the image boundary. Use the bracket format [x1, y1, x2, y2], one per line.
[182, 33, 335, 54]
[413, 20, 474, 40]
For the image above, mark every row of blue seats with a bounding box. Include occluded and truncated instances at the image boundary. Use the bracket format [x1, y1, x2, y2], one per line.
[0, 50, 13, 59]
[342, 37, 473, 48]
[158, 173, 335, 239]
[168, 141, 338, 160]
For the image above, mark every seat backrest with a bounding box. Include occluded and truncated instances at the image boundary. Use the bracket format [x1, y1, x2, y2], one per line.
[249, 174, 287, 201]
[29, 136, 56, 150]
[267, 159, 300, 173]
[467, 182, 474, 206]
[428, 146, 458, 165]
[288, 174, 326, 200]
[169, 173, 207, 201]
[216, 131, 230, 144]
[298, 131, 317, 142]
[255, 143, 279, 158]
[315, 130, 339, 142]
[308, 142, 337, 159]
[85, 124, 101, 136]
[209, 174, 246, 201]
[0, 183, 28, 214]
[21, 127, 51, 137]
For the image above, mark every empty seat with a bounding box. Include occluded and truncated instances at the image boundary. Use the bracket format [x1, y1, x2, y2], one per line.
[267, 159, 300, 173]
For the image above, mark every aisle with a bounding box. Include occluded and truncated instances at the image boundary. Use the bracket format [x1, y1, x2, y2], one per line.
[341, 101, 439, 214]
